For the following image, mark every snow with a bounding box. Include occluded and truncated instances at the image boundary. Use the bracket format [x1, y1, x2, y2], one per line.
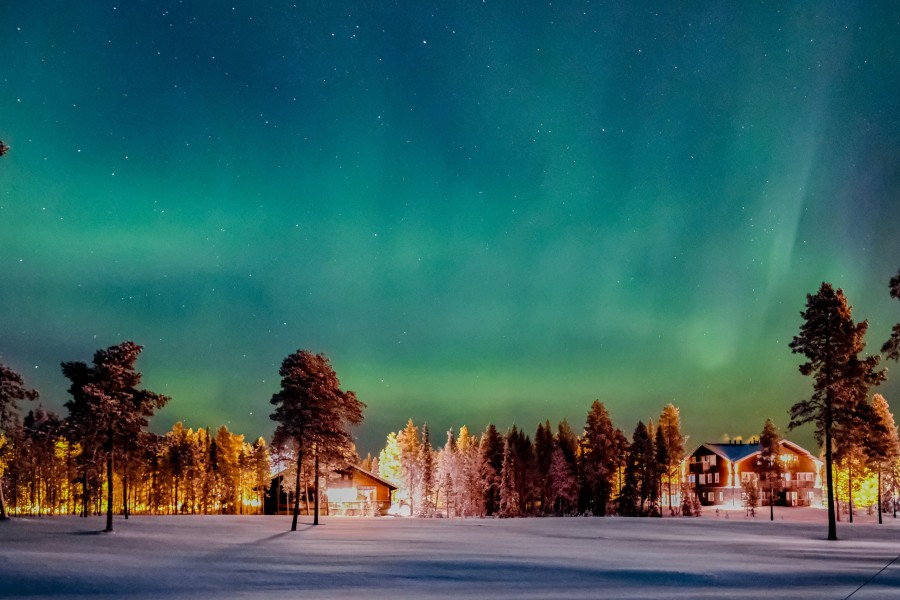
[1, 510, 899, 599]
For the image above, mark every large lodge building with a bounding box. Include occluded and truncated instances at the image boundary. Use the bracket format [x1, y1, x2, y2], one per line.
[685, 439, 824, 508]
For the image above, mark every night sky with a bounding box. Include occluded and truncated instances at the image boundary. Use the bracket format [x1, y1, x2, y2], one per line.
[2, 2, 899, 454]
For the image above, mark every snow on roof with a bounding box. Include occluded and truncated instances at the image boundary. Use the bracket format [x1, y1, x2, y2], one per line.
[689, 439, 822, 465]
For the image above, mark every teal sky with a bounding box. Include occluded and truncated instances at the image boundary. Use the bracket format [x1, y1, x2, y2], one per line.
[1, 2, 898, 453]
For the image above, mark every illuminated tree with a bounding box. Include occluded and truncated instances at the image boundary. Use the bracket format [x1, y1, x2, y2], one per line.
[658, 403, 685, 514]
[0, 363, 38, 520]
[377, 431, 403, 487]
[416, 424, 435, 517]
[269, 349, 364, 530]
[397, 419, 421, 515]
[437, 428, 457, 517]
[757, 419, 783, 521]
[789, 283, 884, 541]
[62, 341, 169, 533]
[867, 394, 900, 524]
[548, 446, 577, 514]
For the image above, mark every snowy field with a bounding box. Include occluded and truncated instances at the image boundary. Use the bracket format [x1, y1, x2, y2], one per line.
[2, 510, 899, 599]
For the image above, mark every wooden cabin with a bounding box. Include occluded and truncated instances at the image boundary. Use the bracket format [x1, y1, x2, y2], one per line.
[684, 439, 823, 507]
[264, 465, 397, 516]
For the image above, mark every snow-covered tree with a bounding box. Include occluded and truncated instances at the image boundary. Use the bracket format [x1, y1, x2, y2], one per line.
[398, 419, 421, 515]
[416, 424, 435, 517]
[658, 403, 685, 514]
[548, 447, 577, 515]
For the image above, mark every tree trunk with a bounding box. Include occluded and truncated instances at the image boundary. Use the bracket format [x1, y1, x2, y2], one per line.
[313, 444, 320, 526]
[877, 468, 882, 525]
[848, 464, 853, 524]
[82, 468, 88, 518]
[105, 425, 114, 533]
[290, 440, 303, 531]
[824, 423, 837, 540]
[123, 448, 129, 520]
[0, 476, 8, 520]
[769, 478, 774, 521]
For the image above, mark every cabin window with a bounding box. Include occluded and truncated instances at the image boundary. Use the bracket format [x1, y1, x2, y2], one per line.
[714, 472, 720, 484]
[357, 485, 376, 502]
[699, 474, 706, 485]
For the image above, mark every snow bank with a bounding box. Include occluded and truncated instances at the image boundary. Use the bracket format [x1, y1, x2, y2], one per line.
[1, 513, 898, 599]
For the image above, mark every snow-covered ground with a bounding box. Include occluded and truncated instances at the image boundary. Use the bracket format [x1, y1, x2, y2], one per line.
[1, 510, 898, 599]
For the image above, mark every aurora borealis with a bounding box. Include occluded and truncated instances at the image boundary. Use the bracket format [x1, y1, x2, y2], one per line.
[1, 2, 898, 452]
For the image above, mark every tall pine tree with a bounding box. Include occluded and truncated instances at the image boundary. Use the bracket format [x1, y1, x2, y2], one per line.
[62, 342, 168, 533]
[269, 349, 363, 530]
[789, 283, 883, 540]
[757, 419, 784, 521]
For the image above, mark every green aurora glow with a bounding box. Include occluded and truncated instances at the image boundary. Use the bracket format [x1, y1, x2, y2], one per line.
[1, 2, 898, 452]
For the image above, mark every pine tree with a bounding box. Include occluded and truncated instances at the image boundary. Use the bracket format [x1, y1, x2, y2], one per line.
[61, 342, 169, 533]
[0, 363, 38, 520]
[269, 349, 364, 530]
[618, 438, 638, 516]
[630, 421, 655, 515]
[758, 419, 784, 521]
[658, 404, 685, 514]
[789, 283, 884, 541]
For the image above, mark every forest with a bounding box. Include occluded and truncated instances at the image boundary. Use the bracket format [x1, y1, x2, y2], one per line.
[1, 272, 899, 541]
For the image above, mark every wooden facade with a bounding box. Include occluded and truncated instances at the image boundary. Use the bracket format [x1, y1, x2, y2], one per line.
[264, 465, 397, 516]
[685, 439, 823, 508]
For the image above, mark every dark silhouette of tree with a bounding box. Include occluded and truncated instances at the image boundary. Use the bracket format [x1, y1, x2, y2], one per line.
[0, 141, 9, 157]
[508, 426, 535, 515]
[789, 283, 884, 541]
[580, 401, 623, 515]
[0, 363, 38, 520]
[882, 269, 900, 361]
[269, 349, 363, 530]
[534, 420, 554, 514]
[479, 424, 503, 516]
[757, 419, 784, 521]
[498, 435, 519, 517]
[631, 421, 655, 515]
[61, 341, 169, 532]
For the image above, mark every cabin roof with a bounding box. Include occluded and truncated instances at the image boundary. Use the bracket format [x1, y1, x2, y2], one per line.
[336, 465, 399, 491]
[689, 439, 822, 466]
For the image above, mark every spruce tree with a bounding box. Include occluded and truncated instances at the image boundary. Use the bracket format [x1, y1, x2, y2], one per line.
[630, 421, 655, 515]
[534, 421, 554, 514]
[548, 446, 577, 515]
[0, 363, 38, 520]
[498, 436, 519, 518]
[479, 424, 503, 516]
[397, 419, 421, 515]
[789, 283, 883, 541]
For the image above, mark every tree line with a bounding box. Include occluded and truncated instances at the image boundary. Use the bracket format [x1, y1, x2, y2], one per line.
[371, 402, 688, 518]
[1, 269, 899, 539]
[0, 343, 270, 530]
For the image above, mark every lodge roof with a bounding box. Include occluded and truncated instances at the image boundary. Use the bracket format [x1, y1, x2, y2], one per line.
[690, 439, 822, 466]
